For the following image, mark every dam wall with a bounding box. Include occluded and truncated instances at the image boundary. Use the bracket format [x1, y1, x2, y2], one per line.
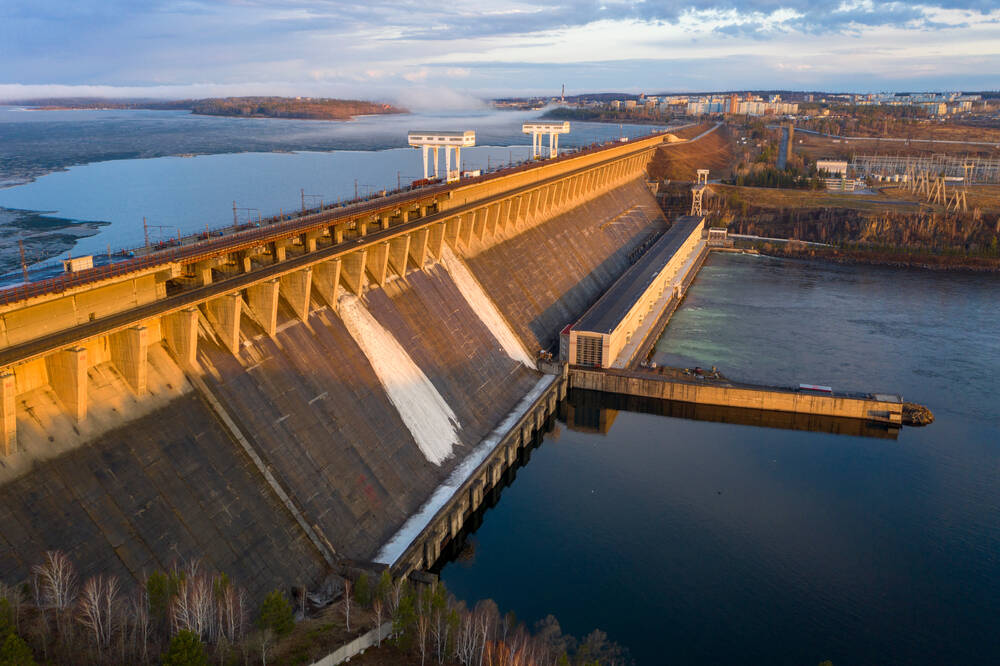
[0, 130, 707, 600]
[0, 386, 327, 602]
[195, 264, 540, 562]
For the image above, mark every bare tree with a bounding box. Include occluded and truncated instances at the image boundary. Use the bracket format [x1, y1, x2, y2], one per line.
[389, 576, 407, 617]
[171, 572, 216, 641]
[475, 600, 499, 666]
[255, 627, 274, 666]
[217, 582, 246, 644]
[32, 551, 77, 611]
[342, 578, 352, 632]
[416, 603, 430, 666]
[128, 586, 151, 664]
[372, 595, 385, 646]
[455, 607, 476, 665]
[77, 574, 120, 655]
[32, 550, 78, 640]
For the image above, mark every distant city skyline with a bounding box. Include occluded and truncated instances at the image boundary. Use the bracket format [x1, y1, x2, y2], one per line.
[2, 1, 999, 106]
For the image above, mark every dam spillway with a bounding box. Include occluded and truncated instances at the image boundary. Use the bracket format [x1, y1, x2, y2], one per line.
[0, 128, 694, 599]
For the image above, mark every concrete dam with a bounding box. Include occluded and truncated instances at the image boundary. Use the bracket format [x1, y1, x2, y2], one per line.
[0, 129, 691, 600]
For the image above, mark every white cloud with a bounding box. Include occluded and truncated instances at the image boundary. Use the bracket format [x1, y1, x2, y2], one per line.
[1, 2, 998, 95]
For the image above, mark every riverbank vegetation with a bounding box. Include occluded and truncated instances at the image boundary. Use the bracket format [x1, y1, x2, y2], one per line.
[0, 552, 628, 665]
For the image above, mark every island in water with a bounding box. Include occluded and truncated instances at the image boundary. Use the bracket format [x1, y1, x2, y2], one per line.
[6, 96, 406, 121]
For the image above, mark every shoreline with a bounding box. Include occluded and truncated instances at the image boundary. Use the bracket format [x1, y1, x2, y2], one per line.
[753, 244, 1000, 273]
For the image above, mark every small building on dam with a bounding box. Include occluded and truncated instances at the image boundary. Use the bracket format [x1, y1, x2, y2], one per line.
[564, 215, 705, 369]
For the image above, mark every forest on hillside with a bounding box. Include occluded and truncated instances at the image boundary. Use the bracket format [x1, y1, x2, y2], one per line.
[190, 97, 405, 120]
[9, 97, 405, 121]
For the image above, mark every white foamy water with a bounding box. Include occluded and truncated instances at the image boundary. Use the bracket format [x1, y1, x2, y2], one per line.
[439, 245, 536, 369]
[337, 294, 460, 465]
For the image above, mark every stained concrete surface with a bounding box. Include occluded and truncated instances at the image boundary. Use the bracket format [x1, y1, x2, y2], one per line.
[0, 390, 325, 601]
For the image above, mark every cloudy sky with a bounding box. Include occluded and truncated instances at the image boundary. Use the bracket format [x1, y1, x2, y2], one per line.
[2, 0, 999, 103]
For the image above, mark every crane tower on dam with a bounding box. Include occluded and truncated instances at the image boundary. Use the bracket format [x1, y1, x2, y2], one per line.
[408, 130, 476, 183]
[523, 121, 570, 159]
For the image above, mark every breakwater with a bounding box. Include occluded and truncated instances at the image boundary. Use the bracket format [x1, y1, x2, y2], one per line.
[570, 367, 904, 424]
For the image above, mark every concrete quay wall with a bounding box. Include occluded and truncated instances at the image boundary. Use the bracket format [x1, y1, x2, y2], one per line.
[570, 368, 903, 424]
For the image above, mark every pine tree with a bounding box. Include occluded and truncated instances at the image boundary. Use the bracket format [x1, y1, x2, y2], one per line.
[161, 630, 208, 666]
[257, 590, 294, 638]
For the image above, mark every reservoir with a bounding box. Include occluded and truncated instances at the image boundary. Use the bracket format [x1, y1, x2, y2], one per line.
[440, 253, 1000, 665]
[0, 106, 662, 279]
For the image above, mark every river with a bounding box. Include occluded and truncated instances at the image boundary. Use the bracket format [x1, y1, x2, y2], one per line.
[439, 252, 1000, 665]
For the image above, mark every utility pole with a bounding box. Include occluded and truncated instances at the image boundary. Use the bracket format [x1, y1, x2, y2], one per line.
[143, 217, 150, 249]
[18, 239, 28, 283]
[233, 201, 238, 229]
[397, 171, 401, 190]
[301, 188, 306, 213]
[354, 179, 359, 199]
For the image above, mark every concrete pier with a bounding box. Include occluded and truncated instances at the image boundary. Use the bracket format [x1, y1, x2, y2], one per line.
[570, 367, 904, 425]
[565, 388, 900, 439]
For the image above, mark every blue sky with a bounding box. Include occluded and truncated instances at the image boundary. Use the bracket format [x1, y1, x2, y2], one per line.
[1, 1, 998, 104]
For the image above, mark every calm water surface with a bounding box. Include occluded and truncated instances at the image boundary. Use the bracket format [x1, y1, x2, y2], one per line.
[441, 253, 1000, 665]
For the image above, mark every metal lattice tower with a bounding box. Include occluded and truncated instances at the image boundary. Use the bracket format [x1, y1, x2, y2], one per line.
[852, 154, 1000, 184]
[690, 169, 709, 216]
[690, 187, 704, 216]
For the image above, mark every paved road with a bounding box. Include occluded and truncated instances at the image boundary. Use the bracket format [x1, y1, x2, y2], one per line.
[777, 126, 789, 170]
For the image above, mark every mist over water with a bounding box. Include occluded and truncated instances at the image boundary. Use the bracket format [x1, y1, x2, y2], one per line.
[440, 253, 1000, 665]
